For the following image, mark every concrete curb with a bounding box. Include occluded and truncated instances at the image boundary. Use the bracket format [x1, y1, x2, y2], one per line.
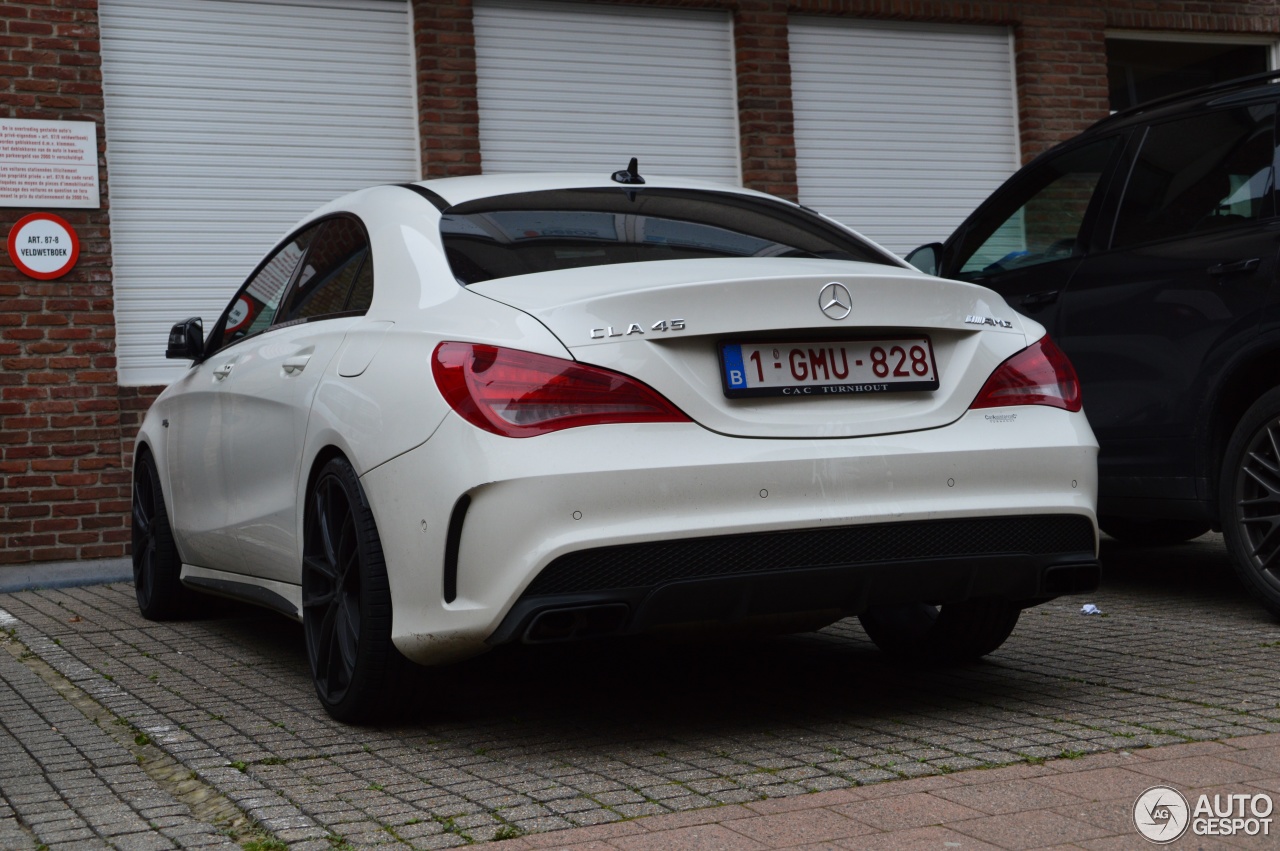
[0, 557, 132, 593]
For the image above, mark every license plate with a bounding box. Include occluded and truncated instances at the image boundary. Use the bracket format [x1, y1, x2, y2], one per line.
[720, 338, 939, 398]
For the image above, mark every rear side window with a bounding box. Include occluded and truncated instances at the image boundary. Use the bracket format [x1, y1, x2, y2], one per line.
[216, 224, 321, 351]
[440, 188, 896, 284]
[275, 216, 373, 324]
[1112, 103, 1277, 249]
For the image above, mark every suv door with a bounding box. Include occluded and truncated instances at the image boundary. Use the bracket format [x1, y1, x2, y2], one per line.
[1057, 101, 1278, 510]
[939, 136, 1124, 331]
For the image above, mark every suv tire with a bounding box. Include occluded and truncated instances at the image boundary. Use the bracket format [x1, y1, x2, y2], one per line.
[1220, 386, 1280, 619]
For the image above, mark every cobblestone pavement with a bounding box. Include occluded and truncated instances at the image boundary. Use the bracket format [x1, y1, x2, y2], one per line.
[0, 533, 1278, 849]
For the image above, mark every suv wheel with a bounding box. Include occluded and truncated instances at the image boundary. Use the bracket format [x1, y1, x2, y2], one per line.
[1221, 386, 1280, 619]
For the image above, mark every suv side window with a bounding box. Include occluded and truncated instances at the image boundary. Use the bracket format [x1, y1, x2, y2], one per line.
[275, 216, 374, 324]
[955, 137, 1120, 279]
[1112, 103, 1276, 249]
[209, 223, 322, 354]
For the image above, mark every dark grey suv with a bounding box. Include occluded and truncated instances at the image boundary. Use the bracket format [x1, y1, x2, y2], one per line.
[910, 71, 1280, 618]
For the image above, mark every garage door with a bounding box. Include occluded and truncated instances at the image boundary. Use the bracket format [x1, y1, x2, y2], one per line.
[100, 0, 419, 386]
[472, 0, 740, 183]
[790, 18, 1019, 256]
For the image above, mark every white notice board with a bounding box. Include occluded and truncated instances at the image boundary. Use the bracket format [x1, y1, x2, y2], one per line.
[0, 119, 99, 209]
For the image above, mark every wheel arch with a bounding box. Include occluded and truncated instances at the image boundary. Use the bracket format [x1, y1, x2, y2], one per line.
[131, 435, 178, 553]
[1203, 338, 1280, 510]
[304, 445, 355, 515]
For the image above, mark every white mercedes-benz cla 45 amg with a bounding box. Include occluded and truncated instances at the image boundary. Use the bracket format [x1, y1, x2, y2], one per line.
[133, 166, 1100, 721]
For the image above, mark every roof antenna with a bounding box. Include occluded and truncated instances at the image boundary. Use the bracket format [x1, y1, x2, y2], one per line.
[611, 157, 645, 185]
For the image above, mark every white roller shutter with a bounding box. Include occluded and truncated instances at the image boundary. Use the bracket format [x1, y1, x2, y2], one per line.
[100, 0, 419, 386]
[790, 18, 1019, 256]
[472, 0, 740, 182]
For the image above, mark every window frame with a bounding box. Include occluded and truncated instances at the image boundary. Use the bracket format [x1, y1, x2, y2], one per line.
[272, 214, 375, 328]
[203, 214, 375, 358]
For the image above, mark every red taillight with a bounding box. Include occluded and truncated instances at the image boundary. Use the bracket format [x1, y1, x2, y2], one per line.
[970, 336, 1082, 412]
[432, 342, 690, 437]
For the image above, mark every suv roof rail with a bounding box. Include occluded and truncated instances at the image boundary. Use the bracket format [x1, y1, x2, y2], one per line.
[1092, 68, 1280, 130]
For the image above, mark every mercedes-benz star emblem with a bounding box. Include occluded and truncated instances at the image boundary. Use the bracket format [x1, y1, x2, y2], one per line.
[819, 282, 852, 320]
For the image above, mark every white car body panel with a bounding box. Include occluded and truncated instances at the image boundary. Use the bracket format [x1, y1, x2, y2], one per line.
[132, 171, 1100, 681]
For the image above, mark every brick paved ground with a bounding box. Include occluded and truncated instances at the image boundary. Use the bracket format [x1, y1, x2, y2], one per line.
[0, 533, 1278, 849]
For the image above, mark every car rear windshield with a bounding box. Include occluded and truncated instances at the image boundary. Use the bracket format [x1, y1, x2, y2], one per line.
[440, 188, 896, 284]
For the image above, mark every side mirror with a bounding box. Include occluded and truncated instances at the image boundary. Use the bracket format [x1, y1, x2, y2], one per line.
[905, 242, 943, 276]
[166, 317, 204, 361]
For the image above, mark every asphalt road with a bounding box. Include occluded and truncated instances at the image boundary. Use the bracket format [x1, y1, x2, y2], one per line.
[1, 533, 1277, 849]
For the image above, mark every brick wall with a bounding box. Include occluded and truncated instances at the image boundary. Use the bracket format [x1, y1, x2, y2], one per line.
[413, 0, 482, 178]
[0, 0, 129, 565]
[3, 0, 1280, 567]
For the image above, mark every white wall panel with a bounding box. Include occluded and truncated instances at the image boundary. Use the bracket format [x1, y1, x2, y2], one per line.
[790, 18, 1019, 255]
[100, 0, 419, 385]
[473, 0, 740, 183]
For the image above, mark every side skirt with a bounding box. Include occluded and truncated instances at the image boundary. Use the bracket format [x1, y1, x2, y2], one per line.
[180, 565, 303, 621]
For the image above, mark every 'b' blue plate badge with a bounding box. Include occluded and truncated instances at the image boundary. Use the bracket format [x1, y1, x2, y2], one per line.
[721, 344, 747, 390]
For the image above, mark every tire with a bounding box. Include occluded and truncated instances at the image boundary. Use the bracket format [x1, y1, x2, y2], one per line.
[302, 457, 406, 722]
[858, 598, 1022, 664]
[1099, 517, 1211, 546]
[1220, 386, 1280, 619]
[132, 450, 195, 620]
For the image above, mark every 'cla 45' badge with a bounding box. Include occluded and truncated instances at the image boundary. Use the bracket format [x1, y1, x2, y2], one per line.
[590, 319, 686, 339]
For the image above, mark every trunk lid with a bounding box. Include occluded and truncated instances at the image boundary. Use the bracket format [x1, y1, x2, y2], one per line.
[468, 257, 1034, 438]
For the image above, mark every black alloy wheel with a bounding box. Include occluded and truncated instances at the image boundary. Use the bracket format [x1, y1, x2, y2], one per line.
[1222, 387, 1280, 619]
[131, 450, 192, 620]
[302, 457, 401, 722]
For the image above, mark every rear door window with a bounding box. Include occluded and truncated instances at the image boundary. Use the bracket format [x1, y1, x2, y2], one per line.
[275, 216, 373, 324]
[1111, 103, 1276, 249]
[212, 224, 320, 353]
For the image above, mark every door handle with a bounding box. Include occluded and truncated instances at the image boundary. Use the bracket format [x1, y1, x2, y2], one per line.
[282, 355, 312, 375]
[1019, 290, 1060, 308]
[213, 362, 235, 380]
[1207, 258, 1260, 277]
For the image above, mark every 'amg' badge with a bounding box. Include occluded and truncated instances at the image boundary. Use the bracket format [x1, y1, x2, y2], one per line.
[965, 314, 1013, 329]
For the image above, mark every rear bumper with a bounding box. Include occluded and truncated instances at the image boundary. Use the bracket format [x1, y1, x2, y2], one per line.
[362, 405, 1098, 665]
[488, 514, 1100, 644]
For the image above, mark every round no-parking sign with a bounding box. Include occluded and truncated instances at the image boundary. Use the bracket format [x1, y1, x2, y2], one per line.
[7, 212, 80, 280]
